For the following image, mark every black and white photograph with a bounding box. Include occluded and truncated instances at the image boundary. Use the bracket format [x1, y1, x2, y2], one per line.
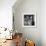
[22, 13, 36, 27]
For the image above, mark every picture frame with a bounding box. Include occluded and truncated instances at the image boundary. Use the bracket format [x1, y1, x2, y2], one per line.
[22, 12, 36, 27]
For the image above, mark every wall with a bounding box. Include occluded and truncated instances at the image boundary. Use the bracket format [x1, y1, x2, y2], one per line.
[41, 0, 46, 46]
[13, 0, 41, 46]
[0, 0, 16, 30]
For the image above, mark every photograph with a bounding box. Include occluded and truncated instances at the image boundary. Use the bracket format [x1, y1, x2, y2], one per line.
[22, 13, 36, 27]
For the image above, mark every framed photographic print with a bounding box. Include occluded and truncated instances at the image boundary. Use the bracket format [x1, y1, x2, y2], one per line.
[22, 12, 36, 27]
